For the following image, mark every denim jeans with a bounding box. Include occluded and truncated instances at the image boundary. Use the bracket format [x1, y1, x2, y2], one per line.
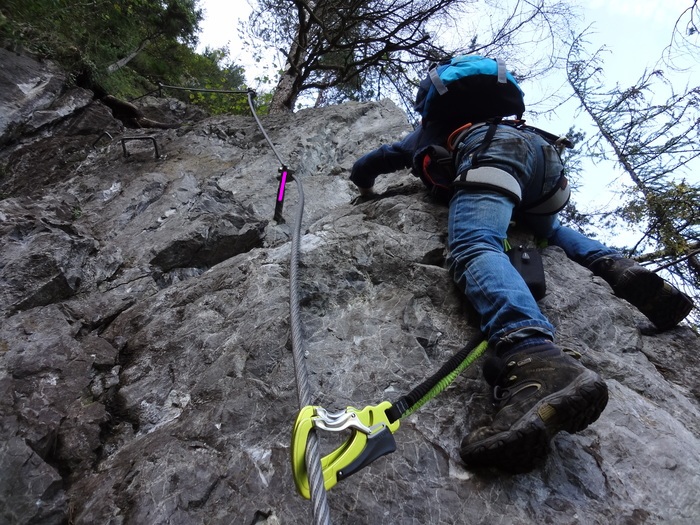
[448, 124, 618, 347]
[525, 215, 618, 267]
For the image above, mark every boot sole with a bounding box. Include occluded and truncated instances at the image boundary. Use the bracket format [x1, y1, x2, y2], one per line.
[615, 267, 693, 331]
[460, 370, 609, 473]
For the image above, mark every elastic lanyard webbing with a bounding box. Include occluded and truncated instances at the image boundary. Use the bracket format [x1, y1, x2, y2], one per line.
[385, 335, 488, 423]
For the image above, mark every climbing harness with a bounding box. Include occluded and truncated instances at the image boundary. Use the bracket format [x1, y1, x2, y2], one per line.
[453, 119, 572, 215]
[417, 119, 572, 214]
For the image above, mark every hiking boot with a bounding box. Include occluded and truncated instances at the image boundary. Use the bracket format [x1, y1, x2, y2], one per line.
[590, 256, 694, 331]
[460, 345, 608, 473]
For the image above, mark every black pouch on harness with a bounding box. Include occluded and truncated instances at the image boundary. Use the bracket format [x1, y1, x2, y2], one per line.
[507, 245, 546, 301]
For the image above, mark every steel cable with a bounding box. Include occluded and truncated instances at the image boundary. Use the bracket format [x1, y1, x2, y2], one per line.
[248, 92, 332, 525]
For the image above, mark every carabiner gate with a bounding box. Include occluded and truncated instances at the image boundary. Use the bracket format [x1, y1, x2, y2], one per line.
[291, 401, 400, 499]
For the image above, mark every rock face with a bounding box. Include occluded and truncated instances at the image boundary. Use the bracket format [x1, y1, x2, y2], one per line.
[1, 51, 699, 525]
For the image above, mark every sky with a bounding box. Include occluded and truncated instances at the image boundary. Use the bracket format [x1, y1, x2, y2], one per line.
[194, 0, 699, 133]
[194, 0, 699, 242]
[195, 0, 697, 82]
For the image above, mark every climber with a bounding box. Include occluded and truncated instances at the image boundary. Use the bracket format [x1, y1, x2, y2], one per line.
[349, 55, 694, 473]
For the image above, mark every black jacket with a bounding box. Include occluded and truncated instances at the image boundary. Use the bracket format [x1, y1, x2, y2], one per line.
[349, 123, 452, 189]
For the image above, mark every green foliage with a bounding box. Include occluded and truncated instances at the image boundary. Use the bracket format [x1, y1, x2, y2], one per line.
[617, 181, 700, 256]
[2, 1, 197, 69]
[567, 39, 700, 258]
[0, 0, 257, 115]
[162, 46, 252, 115]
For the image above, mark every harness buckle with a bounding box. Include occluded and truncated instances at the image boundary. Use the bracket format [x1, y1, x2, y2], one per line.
[291, 401, 400, 499]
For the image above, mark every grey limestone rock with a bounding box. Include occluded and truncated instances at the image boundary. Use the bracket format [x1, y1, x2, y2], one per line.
[0, 51, 698, 525]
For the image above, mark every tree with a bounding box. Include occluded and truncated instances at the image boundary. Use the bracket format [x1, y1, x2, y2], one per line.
[2, 0, 256, 113]
[104, 0, 203, 74]
[1, 0, 203, 91]
[565, 34, 700, 317]
[665, 0, 700, 65]
[244, 0, 577, 114]
[172, 46, 253, 115]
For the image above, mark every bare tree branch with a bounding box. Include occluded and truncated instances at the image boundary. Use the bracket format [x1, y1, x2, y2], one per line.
[245, 0, 575, 113]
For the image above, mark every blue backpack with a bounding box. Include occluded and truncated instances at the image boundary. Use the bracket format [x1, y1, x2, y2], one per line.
[414, 55, 525, 128]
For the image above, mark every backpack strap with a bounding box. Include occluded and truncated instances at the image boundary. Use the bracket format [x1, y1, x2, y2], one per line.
[495, 57, 508, 83]
[429, 65, 449, 95]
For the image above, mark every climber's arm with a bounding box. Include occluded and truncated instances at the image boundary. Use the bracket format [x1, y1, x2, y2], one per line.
[349, 129, 421, 193]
